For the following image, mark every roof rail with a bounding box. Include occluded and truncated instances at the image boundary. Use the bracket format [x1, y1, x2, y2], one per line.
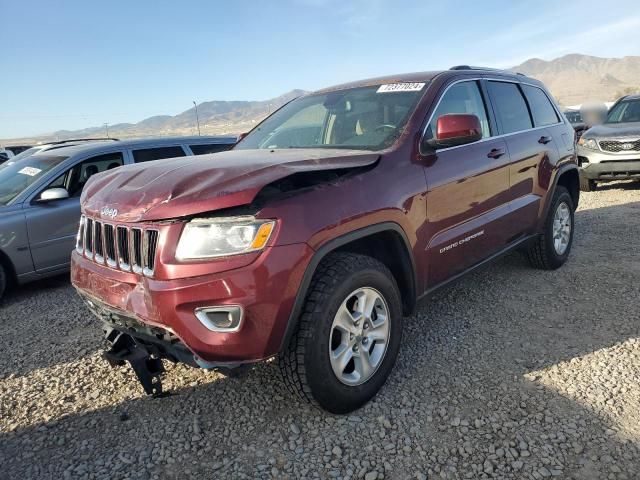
[449, 65, 525, 75]
[48, 137, 119, 145]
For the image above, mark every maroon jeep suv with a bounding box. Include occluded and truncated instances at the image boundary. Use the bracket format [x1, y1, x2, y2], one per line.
[72, 67, 579, 413]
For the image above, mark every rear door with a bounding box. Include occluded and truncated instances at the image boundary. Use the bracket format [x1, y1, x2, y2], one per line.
[422, 80, 512, 287]
[486, 80, 561, 236]
[24, 152, 125, 272]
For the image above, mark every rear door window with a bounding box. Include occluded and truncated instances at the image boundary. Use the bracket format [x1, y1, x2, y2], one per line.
[132, 146, 186, 163]
[522, 85, 559, 127]
[487, 81, 533, 134]
[189, 143, 234, 155]
[426, 81, 491, 139]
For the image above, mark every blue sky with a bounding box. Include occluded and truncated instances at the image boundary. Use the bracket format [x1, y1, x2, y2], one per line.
[1, 0, 639, 138]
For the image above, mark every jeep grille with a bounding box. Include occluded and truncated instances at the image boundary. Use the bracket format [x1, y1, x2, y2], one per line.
[76, 215, 159, 276]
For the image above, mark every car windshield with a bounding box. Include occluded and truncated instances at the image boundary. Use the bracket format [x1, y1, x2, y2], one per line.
[605, 99, 640, 124]
[235, 83, 427, 151]
[0, 154, 69, 206]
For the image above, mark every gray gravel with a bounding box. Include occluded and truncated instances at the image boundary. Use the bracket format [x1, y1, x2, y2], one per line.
[1, 181, 639, 479]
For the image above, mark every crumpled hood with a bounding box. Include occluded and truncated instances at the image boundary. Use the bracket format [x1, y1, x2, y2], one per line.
[82, 149, 379, 222]
[584, 121, 640, 139]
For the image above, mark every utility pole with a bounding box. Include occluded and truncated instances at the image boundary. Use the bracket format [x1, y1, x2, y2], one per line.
[103, 123, 110, 138]
[193, 101, 201, 136]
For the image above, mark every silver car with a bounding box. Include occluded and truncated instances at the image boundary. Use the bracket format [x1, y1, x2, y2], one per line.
[0, 135, 236, 299]
[577, 94, 640, 191]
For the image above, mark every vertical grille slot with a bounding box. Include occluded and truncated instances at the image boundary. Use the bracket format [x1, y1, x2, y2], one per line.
[76, 216, 85, 253]
[131, 228, 143, 273]
[81, 216, 158, 277]
[144, 230, 159, 275]
[104, 224, 116, 267]
[116, 226, 130, 270]
[94, 221, 104, 262]
[85, 218, 94, 255]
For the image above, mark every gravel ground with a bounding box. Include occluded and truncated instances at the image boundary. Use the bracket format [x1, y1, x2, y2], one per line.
[1, 181, 639, 480]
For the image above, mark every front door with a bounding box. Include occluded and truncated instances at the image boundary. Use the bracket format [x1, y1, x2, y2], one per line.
[421, 80, 512, 287]
[25, 152, 124, 271]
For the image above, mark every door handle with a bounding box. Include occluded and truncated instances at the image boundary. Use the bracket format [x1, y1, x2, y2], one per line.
[538, 135, 552, 144]
[487, 148, 506, 159]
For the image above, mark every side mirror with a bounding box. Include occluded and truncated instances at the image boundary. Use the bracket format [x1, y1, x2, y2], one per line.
[428, 114, 483, 149]
[37, 187, 69, 202]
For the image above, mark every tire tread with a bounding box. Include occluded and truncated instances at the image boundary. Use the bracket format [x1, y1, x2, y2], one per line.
[527, 186, 573, 270]
[278, 252, 395, 408]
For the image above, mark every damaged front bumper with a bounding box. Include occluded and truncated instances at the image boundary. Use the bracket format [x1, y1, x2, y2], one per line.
[80, 293, 245, 396]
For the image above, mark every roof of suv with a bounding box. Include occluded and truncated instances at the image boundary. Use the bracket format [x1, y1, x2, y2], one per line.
[314, 67, 535, 94]
[30, 135, 237, 158]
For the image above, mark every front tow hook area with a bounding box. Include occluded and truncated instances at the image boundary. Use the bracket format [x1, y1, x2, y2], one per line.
[103, 329, 168, 397]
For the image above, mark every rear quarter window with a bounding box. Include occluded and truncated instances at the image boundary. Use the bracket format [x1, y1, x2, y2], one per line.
[189, 143, 234, 155]
[487, 81, 533, 134]
[522, 85, 559, 127]
[132, 146, 186, 163]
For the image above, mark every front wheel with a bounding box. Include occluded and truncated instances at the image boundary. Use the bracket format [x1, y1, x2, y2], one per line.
[526, 185, 575, 270]
[279, 252, 403, 413]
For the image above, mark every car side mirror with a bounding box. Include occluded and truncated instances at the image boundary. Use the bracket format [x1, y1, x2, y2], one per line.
[426, 114, 483, 150]
[37, 187, 70, 202]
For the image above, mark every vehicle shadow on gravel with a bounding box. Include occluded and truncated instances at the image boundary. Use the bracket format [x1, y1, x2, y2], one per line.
[593, 179, 640, 191]
[1, 201, 639, 479]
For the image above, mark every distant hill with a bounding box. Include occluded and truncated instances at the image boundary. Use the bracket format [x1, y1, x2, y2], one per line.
[6, 53, 640, 144]
[29, 89, 308, 143]
[512, 54, 640, 106]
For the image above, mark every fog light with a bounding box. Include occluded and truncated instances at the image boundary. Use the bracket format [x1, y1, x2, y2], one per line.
[194, 306, 243, 332]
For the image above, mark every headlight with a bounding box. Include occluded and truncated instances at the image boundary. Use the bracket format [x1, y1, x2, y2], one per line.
[176, 216, 275, 260]
[578, 137, 598, 150]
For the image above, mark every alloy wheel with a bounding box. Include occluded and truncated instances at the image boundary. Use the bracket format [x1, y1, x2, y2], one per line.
[329, 287, 390, 386]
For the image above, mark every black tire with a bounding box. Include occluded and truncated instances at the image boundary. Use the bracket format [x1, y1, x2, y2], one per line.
[579, 175, 596, 192]
[279, 252, 403, 414]
[0, 264, 6, 301]
[527, 185, 575, 270]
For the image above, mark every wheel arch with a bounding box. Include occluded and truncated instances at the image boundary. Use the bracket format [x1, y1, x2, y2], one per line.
[556, 167, 580, 210]
[279, 222, 417, 352]
[538, 164, 580, 231]
[0, 248, 17, 288]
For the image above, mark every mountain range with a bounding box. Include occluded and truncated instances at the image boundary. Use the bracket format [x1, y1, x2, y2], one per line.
[4, 54, 640, 143]
[512, 54, 640, 106]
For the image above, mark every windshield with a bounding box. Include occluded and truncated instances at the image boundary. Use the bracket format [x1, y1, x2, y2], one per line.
[235, 83, 427, 151]
[0, 154, 69, 206]
[605, 99, 640, 124]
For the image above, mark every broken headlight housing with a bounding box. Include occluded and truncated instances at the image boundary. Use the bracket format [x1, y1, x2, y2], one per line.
[176, 216, 275, 260]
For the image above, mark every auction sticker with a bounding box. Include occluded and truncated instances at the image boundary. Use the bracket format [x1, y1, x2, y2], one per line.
[18, 166, 42, 176]
[377, 82, 425, 93]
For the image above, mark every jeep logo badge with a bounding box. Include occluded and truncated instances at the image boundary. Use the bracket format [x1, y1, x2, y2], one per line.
[100, 207, 118, 219]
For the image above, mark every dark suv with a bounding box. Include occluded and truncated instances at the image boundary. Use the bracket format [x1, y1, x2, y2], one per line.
[72, 68, 579, 413]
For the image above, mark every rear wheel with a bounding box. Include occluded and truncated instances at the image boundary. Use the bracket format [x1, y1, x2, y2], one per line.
[527, 186, 575, 270]
[579, 175, 596, 192]
[0, 264, 6, 301]
[279, 252, 403, 413]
